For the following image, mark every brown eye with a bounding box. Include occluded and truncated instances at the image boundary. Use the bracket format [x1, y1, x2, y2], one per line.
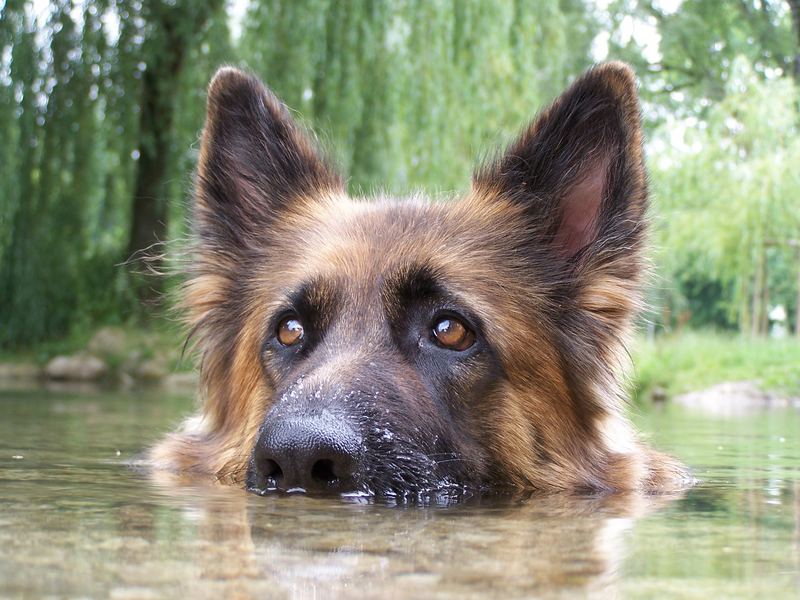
[277, 315, 304, 347]
[432, 316, 475, 351]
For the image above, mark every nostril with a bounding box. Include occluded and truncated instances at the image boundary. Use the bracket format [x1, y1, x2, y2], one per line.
[311, 459, 337, 486]
[254, 456, 283, 489]
[251, 416, 362, 494]
[263, 459, 283, 480]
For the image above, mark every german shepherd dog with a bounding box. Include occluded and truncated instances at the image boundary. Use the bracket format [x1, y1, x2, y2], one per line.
[151, 62, 689, 499]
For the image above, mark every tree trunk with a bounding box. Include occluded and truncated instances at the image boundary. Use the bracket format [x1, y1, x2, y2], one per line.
[127, 1, 222, 305]
[761, 269, 770, 335]
[127, 63, 177, 304]
[795, 254, 800, 336]
[788, 0, 800, 82]
[751, 246, 766, 336]
[786, 1, 800, 333]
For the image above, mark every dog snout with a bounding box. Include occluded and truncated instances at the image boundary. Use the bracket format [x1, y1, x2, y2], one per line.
[250, 415, 363, 494]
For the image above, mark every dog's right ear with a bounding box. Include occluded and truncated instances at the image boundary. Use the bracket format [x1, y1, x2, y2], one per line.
[472, 62, 647, 262]
[195, 67, 342, 253]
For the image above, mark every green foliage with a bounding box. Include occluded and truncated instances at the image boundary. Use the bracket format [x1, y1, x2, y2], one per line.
[0, 0, 599, 347]
[607, 0, 798, 121]
[631, 331, 800, 400]
[649, 61, 800, 332]
[240, 0, 598, 194]
[0, 0, 798, 349]
[0, 0, 228, 346]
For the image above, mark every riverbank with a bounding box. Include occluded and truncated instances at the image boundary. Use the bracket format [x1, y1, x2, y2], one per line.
[2, 328, 799, 401]
[631, 331, 800, 402]
[0, 323, 196, 389]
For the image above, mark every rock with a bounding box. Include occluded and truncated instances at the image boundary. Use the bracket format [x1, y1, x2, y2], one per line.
[651, 386, 668, 404]
[44, 354, 108, 382]
[118, 371, 135, 390]
[120, 350, 143, 376]
[118, 351, 170, 384]
[674, 381, 800, 417]
[135, 358, 167, 383]
[163, 371, 199, 390]
[0, 362, 42, 381]
[87, 327, 128, 359]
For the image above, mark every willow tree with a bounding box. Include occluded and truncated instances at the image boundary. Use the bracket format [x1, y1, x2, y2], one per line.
[605, 0, 800, 334]
[0, 3, 62, 345]
[0, 2, 26, 270]
[607, 0, 800, 112]
[652, 61, 800, 334]
[126, 0, 225, 302]
[0, 0, 601, 347]
[0, 1, 225, 345]
[240, 0, 598, 195]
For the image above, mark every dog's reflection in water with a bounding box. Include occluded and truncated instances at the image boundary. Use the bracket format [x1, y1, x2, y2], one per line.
[149, 472, 682, 599]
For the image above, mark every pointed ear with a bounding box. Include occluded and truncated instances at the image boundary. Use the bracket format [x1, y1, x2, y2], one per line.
[195, 67, 342, 253]
[473, 62, 647, 260]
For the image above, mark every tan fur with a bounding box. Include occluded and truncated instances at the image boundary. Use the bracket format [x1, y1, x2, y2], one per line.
[150, 63, 692, 495]
[154, 188, 689, 492]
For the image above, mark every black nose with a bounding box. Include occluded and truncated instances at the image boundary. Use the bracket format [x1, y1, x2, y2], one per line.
[249, 415, 362, 494]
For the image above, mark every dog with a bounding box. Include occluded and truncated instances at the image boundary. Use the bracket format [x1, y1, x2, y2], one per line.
[150, 62, 690, 499]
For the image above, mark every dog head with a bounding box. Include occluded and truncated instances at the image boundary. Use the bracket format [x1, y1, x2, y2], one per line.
[156, 63, 686, 499]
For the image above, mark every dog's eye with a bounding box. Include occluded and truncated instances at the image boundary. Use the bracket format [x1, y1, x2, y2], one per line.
[431, 316, 475, 351]
[277, 315, 304, 347]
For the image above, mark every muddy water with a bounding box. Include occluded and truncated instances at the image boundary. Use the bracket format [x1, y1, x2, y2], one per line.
[0, 387, 798, 599]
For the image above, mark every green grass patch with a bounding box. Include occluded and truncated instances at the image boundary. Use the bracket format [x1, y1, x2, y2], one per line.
[631, 331, 800, 401]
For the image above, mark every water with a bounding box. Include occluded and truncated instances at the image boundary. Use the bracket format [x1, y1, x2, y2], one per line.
[0, 386, 798, 599]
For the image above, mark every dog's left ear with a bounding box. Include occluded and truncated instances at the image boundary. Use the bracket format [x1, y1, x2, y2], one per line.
[473, 62, 647, 263]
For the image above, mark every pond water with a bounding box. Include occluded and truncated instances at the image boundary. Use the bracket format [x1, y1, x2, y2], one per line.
[0, 386, 798, 599]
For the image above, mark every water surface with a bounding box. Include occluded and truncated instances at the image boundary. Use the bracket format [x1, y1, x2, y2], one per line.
[0, 387, 798, 599]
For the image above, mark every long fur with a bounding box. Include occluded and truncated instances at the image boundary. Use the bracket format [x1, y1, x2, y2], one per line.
[150, 63, 690, 495]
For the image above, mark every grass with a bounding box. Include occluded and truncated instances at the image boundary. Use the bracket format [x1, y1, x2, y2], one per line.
[0, 317, 194, 372]
[630, 331, 800, 401]
[3, 323, 800, 396]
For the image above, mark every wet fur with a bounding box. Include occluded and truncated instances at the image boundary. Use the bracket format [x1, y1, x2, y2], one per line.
[150, 63, 690, 496]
